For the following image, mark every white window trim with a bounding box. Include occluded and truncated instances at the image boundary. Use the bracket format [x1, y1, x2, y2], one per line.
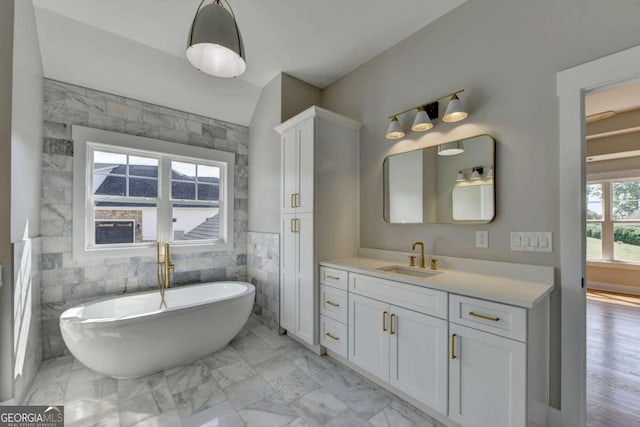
[73, 125, 235, 262]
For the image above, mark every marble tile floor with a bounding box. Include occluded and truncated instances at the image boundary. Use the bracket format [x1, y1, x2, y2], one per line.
[22, 317, 445, 427]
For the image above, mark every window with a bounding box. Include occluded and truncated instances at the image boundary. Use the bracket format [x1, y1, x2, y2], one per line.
[586, 179, 640, 263]
[73, 126, 235, 260]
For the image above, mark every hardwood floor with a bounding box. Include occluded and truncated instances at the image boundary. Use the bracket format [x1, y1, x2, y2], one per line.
[587, 290, 640, 427]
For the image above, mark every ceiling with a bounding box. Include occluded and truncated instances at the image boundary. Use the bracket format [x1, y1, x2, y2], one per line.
[32, 0, 466, 126]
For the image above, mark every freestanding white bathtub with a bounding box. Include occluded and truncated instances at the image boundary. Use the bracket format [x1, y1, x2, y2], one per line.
[60, 281, 255, 378]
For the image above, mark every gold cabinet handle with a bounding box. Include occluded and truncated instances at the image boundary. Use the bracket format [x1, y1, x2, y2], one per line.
[325, 300, 340, 307]
[325, 332, 340, 341]
[295, 218, 299, 232]
[451, 333, 457, 359]
[290, 218, 295, 233]
[295, 193, 300, 207]
[326, 275, 340, 281]
[382, 311, 388, 332]
[469, 311, 500, 322]
[291, 193, 295, 208]
[390, 314, 396, 335]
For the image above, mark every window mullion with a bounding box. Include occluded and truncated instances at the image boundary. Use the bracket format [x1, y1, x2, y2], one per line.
[602, 181, 614, 261]
[158, 156, 172, 242]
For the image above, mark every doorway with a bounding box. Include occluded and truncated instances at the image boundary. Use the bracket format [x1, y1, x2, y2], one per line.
[558, 45, 640, 427]
[584, 80, 640, 426]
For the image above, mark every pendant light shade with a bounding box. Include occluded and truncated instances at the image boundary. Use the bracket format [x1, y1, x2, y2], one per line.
[411, 107, 434, 132]
[386, 116, 405, 140]
[187, 0, 246, 78]
[443, 94, 468, 123]
[437, 141, 464, 156]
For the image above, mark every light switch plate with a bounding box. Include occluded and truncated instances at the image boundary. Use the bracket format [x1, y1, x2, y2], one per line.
[511, 232, 552, 252]
[476, 230, 489, 248]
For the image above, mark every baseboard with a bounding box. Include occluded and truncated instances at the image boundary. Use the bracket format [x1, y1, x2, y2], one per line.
[588, 280, 640, 296]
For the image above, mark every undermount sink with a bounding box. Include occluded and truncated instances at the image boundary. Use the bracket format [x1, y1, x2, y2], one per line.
[377, 265, 439, 279]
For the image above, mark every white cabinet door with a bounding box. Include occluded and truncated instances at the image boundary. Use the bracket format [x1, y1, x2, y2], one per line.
[389, 305, 448, 414]
[349, 293, 390, 381]
[281, 127, 298, 212]
[280, 214, 297, 331]
[449, 323, 526, 427]
[295, 212, 315, 345]
[296, 119, 314, 212]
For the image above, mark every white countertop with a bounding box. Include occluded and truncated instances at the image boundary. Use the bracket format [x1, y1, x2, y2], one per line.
[320, 257, 554, 308]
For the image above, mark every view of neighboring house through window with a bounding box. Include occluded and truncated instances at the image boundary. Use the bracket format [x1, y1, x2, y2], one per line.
[587, 179, 640, 263]
[89, 145, 225, 248]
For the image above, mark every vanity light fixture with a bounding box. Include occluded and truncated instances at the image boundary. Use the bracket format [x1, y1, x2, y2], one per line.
[443, 94, 468, 122]
[186, 0, 246, 78]
[411, 106, 434, 131]
[470, 166, 484, 180]
[385, 116, 405, 139]
[437, 141, 465, 156]
[456, 171, 466, 182]
[385, 89, 468, 140]
[486, 166, 494, 179]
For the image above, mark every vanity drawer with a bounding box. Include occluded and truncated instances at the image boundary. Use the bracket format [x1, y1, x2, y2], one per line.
[349, 273, 448, 319]
[320, 266, 348, 290]
[320, 285, 348, 323]
[320, 315, 347, 358]
[449, 295, 527, 342]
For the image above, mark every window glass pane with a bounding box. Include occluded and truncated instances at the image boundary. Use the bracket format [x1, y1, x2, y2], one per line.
[612, 180, 640, 220]
[94, 201, 157, 245]
[93, 151, 126, 175]
[613, 223, 640, 263]
[129, 155, 158, 178]
[172, 161, 196, 181]
[130, 177, 158, 198]
[586, 223, 602, 260]
[172, 204, 220, 241]
[94, 174, 126, 196]
[586, 183, 603, 220]
[197, 183, 219, 201]
[198, 165, 220, 183]
[172, 181, 196, 200]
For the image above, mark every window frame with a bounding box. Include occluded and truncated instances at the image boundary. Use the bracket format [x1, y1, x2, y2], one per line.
[587, 177, 640, 265]
[73, 126, 235, 261]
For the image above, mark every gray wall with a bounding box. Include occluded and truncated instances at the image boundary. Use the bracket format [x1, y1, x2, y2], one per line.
[40, 79, 249, 360]
[281, 74, 323, 122]
[0, 0, 15, 403]
[248, 75, 282, 233]
[322, 0, 640, 409]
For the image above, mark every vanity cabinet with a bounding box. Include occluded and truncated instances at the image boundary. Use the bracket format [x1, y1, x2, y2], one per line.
[276, 107, 361, 347]
[448, 295, 528, 427]
[348, 283, 448, 413]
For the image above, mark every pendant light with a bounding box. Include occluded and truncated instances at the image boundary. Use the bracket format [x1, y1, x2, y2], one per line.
[186, 0, 246, 78]
[443, 94, 468, 123]
[386, 116, 405, 140]
[411, 107, 434, 132]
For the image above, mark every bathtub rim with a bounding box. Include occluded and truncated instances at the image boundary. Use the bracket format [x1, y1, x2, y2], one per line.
[60, 281, 255, 328]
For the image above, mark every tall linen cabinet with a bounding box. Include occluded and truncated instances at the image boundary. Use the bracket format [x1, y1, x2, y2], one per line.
[275, 106, 361, 347]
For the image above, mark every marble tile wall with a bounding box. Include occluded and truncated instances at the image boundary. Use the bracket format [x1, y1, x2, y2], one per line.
[247, 232, 280, 331]
[40, 79, 249, 360]
[13, 237, 42, 404]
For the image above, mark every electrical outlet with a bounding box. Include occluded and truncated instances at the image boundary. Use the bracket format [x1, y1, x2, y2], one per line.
[476, 230, 489, 248]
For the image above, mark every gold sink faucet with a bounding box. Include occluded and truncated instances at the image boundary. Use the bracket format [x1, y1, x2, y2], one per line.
[412, 241, 426, 269]
[157, 242, 175, 307]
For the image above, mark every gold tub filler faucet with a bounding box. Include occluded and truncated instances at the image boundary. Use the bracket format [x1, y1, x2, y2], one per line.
[157, 242, 175, 308]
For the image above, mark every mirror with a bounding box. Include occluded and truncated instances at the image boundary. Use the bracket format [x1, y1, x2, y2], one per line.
[383, 134, 495, 224]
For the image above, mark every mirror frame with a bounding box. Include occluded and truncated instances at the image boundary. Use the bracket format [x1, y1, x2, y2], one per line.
[382, 134, 496, 224]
